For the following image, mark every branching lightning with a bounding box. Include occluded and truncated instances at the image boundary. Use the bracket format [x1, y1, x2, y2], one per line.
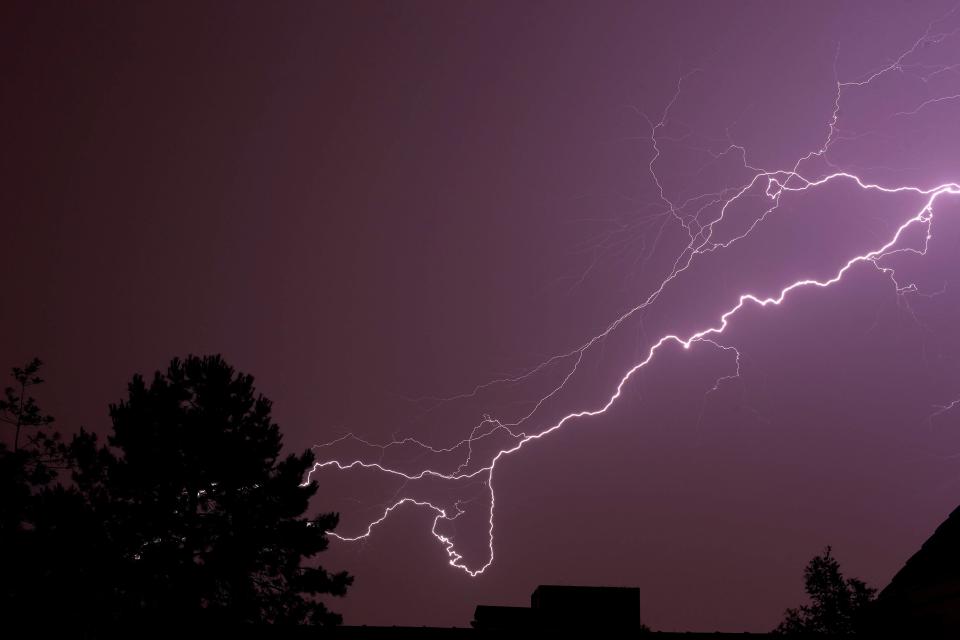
[304, 7, 960, 576]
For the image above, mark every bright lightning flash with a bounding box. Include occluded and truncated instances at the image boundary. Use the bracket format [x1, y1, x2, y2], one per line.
[304, 7, 960, 577]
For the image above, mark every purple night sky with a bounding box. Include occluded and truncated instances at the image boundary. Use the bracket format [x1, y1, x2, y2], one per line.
[3, 0, 960, 632]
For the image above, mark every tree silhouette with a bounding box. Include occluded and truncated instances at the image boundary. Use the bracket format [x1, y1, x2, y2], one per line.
[0, 357, 54, 452]
[0, 359, 60, 620]
[0, 358, 57, 534]
[775, 546, 876, 635]
[74, 355, 352, 625]
[1, 355, 352, 627]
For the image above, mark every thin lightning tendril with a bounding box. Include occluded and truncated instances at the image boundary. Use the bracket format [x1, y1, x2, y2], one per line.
[304, 9, 960, 576]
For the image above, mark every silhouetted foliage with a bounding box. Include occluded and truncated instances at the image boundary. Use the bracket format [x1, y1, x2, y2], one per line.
[1, 355, 351, 628]
[0, 359, 60, 619]
[0, 357, 54, 452]
[775, 546, 876, 635]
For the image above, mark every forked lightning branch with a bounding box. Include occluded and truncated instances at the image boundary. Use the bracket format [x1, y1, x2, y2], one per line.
[304, 7, 960, 576]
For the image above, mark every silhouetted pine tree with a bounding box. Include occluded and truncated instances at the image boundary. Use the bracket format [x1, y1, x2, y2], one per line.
[775, 546, 875, 635]
[1, 355, 351, 628]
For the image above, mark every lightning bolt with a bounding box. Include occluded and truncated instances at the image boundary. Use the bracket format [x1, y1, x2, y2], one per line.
[304, 7, 960, 576]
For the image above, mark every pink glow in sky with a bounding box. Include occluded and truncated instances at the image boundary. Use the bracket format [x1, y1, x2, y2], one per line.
[3, 0, 960, 631]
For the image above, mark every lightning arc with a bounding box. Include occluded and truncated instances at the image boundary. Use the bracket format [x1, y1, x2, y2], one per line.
[304, 8, 960, 576]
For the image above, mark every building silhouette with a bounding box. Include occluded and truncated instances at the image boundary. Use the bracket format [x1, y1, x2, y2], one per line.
[327, 503, 960, 638]
[865, 504, 960, 636]
[473, 584, 642, 630]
